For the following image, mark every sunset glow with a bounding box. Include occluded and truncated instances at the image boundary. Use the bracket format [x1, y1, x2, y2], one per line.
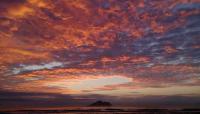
[0, 0, 200, 110]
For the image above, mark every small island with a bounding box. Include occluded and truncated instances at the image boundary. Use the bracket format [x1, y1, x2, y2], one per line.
[89, 100, 112, 107]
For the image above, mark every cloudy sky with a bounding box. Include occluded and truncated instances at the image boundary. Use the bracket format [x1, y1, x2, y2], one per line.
[0, 0, 200, 110]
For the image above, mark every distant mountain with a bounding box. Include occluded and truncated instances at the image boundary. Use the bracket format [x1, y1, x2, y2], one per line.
[89, 100, 112, 107]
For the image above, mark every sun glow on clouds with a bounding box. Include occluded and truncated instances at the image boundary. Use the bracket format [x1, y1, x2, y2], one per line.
[0, 0, 200, 108]
[8, 6, 33, 18]
[46, 76, 132, 94]
[3, 0, 47, 18]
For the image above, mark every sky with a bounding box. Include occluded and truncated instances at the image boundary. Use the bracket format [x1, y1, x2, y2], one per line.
[0, 0, 200, 110]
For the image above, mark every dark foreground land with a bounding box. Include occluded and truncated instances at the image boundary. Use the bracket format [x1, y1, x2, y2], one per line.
[1, 108, 200, 114]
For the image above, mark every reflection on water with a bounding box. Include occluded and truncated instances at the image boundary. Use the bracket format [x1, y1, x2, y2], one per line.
[2, 107, 200, 114]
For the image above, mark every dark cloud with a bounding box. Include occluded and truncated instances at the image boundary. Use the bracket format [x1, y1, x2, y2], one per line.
[0, 0, 27, 5]
[173, 3, 200, 12]
[0, 0, 27, 10]
[0, 90, 86, 109]
[0, 90, 200, 110]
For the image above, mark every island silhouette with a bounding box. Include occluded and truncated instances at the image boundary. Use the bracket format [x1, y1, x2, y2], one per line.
[89, 100, 112, 107]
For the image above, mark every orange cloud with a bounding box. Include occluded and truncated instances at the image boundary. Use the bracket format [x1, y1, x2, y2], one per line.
[0, 0, 200, 98]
